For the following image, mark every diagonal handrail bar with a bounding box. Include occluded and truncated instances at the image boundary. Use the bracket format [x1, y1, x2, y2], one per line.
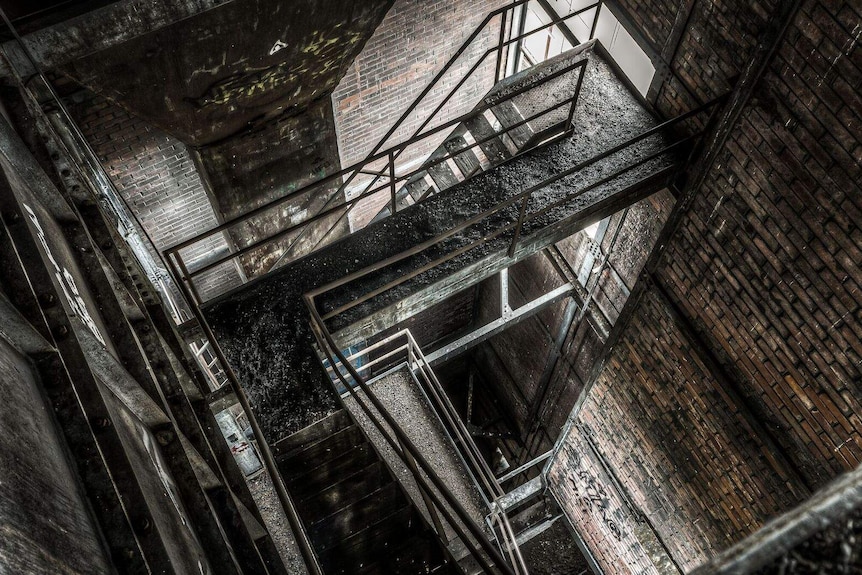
[165, 1, 604, 299]
[305, 94, 727, 324]
[179, 61, 586, 280]
[165, 52, 589, 263]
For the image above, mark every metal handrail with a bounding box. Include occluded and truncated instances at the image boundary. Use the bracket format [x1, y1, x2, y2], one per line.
[314, 324, 531, 574]
[305, 94, 726, 326]
[306, 307, 517, 575]
[181, 66, 586, 282]
[164, 1, 604, 300]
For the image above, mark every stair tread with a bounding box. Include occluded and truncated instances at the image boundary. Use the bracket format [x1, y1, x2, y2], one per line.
[464, 114, 511, 164]
[426, 161, 460, 192]
[492, 100, 535, 150]
[354, 533, 454, 575]
[298, 460, 391, 517]
[318, 506, 422, 574]
[309, 482, 409, 551]
[443, 135, 482, 178]
[280, 438, 377, 484]
[272, 409, 352, 457]
[277, 424, 365, 468]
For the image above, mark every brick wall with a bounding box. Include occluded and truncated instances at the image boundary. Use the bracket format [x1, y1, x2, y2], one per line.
[550, 0, 862, 571]
[549, 424, 675, 575]
[611, 0, 779, 116]
[71, 92, 242, 301]
[331, 0, 510, 229]
[552, 287, 809, 572]
[657, 0, 862, 488]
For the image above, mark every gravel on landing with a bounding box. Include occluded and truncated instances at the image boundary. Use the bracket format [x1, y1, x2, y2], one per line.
[246, 471, 309, 574]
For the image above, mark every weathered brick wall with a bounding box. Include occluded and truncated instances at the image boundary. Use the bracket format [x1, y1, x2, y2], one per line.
[548, 425, 674, 575]
[555, 287, 809, 571]
[550, 0, 862, 571]
[610, 0, 779, 116]
[657, 0, 862, 488]
[612, 0, 677, 53]
[332, 0, 510, 228]
[70, 92, 241, 301]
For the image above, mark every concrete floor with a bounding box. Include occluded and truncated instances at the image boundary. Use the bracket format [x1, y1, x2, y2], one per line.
[247, 471, 309, 575]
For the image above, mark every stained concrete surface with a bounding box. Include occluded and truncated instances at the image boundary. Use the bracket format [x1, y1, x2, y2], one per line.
[753, 506, 862, 573]
[342, 367, 488, 542]
[205, 47, 676, 443]
[55, 0, 395, 146]
[519, 519, 591, 575]
[247, 471, 309, 575]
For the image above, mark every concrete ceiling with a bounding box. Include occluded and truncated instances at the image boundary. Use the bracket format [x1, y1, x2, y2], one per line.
[14, 0, 394, 146]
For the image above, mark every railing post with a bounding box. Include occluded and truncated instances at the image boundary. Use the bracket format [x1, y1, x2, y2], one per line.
[590, 0, 602, 40]
[389, 151, 397, 215]
[495, 8, 508, 83]
[566, 63, 588, 133]
[508, 193, 530, 258]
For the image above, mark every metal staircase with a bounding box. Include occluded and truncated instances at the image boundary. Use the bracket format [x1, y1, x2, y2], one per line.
[274, 409, 459, 574]
[160, 2, 730, 574]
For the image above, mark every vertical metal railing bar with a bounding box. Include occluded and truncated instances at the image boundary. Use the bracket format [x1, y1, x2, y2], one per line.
[388, 151, 397, 215]
[589, 1, 602, 41]
[567, 64, 588, 130]
[306, 319, 509, 575]
[497, 511, 529, 574]
[165, 252, 325, 575]
[495, 10, 508, 84]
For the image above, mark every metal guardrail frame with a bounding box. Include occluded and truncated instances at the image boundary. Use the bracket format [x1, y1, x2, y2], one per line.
[306, 316, 522, 575]
[164, 1, 605, 301]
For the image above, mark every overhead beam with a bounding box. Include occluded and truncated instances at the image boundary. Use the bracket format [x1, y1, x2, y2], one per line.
[426, 282, 573, 366]
[333, 165, 673, 346]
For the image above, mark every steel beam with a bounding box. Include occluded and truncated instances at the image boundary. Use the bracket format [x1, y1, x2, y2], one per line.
[0, 186, 171, 574]
[426, 282, 573, 366]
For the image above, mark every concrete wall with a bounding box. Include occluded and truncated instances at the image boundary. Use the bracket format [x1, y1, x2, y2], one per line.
[549, 0, 862, 571]
[0, 334, 110, 574]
